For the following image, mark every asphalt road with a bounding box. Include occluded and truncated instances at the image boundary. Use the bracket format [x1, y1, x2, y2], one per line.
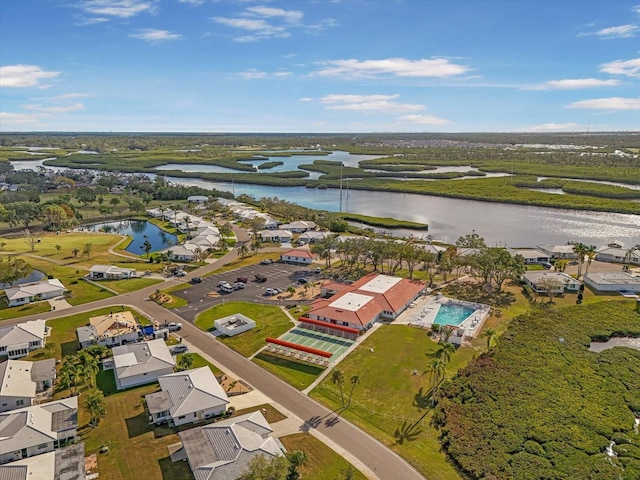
[7, 226, 427, 480]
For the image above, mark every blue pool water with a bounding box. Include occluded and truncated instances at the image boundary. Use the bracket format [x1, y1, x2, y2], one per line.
[86, 220, 177, 254]
[433, 303, 475, 326]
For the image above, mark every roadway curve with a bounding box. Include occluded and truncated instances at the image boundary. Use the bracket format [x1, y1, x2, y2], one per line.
[7, 226, 427, 480]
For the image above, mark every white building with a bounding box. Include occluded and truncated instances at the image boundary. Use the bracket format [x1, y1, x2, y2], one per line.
[109, 339, 175, 390]
[214, 314, 256, 337]
[279, 220, 316, 233]
[537, 244, 579, 259]
[583, 272, 640, 293]
[0, 397, 78, 465]
[0, 320, 49, 359]
[0, 359, 56, 413]
[298, 231, 331, 244]
[145, 367, 229, 426]
[88, 265, 137, 280]
[596, 243, 640, 265]
[4, 279, 67, 307]
[507, 248, 551, 265]
[0, 444, 85, 480]
[522, 271, 582, 294]
[281, 248, 315, 265]
[260, 229, 293, 244]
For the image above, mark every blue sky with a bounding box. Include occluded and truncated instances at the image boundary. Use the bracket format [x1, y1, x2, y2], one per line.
[1, 0, 639, 133]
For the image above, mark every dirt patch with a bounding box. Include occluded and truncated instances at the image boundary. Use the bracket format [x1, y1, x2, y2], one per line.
[217, 373, 252, 396]
[85, 453, 98, 473]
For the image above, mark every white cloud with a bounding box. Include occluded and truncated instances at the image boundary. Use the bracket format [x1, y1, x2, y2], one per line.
[239, 69, 267, 80]
[178, 0, 204, 5]
[274, 71, 292, 77]
[76, 17, 109, 25]
[130, 29, 183, 43]
[298, 97, 313, 102]
[567, 97, 640, 110]
[0, 65, 60, 88]
[213, 17, 289, 42]
[524, 122, 582, 132]
[78, 0, 157, 18]
[398, 114, 452, 125]
[580, 24, 639, 38]
[320, 94, 424, 113]
[600, 58, 640, 77]
[314, 57, 470, 79]
[0, 112, 44, 125]
[24, 102, 85, 114]
[634, 5, 640, 15]
[524, 78, 621, 90]
[50, 93, 90, 101]
[245, 6, 303, 23]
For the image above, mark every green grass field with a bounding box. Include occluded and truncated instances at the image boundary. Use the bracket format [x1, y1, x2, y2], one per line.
[252, 352, 325, 390]
[195, 302, 294, 357]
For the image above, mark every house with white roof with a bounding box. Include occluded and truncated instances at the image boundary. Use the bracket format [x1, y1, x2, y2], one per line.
[214, 314, 256, 337]
[0, 443, 85, 480]
[507, 248, 551, 265]
[522, 271, 582, 294]
[88, 265, 137, 280]
[109, 339, 175, 390]
[166, 243, 199, 262]
[4, 279, 67, 307]
[178, 411, 285, 480]
[0, 359, 56, 413]
[0, 396, 78, 465]
[281, 248, 315, 264]
[77, 311, 140, 349]
[260, 229, 293, 244]
[596, 243, 639, 265]
[189, 234, 220, 249]
[145, 367, 229, 426]
[279, 220, 316, 233]
[298, 231, 331, 244]
[583, 272, 640, 293]
[0, 319, 49, 360]
[187, 195, 209, 204]
[537, 244, 579, 259]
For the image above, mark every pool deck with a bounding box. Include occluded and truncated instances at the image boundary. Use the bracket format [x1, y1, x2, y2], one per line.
[400, 294, 491, 342]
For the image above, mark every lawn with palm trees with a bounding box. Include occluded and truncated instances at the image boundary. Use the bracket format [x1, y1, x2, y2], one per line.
[311, 325, 476, 480]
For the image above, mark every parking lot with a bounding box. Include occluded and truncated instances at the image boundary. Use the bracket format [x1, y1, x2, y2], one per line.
[171, 261, 323, 322]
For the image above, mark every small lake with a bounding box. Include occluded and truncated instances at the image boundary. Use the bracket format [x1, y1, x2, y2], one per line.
[85, 220, 177, 254]
[589, 337, 640, 352]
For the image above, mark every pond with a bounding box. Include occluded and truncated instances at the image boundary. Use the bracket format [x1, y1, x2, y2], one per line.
[85, 220, 177, 254]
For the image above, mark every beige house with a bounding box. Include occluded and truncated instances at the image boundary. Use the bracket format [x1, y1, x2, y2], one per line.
[77, 311, 140, 349]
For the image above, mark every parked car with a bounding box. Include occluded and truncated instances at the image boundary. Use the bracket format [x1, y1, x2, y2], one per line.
[298, 277, 309, 284]
[314, 267, 322, 274]
[189, 277, 202, 284]
[233, 282, 246, 290]
[167, 322, 182, 331]
[175, 270, 186, 277]
[255, 274, 267, 283]
[220, 284, 234, 293]
[541, 262, 553, 270]
[264, 288, 278, 296]
[236, 276, 249, 283]
[260, 259, 274, 265]
[170, 345, 188, 355]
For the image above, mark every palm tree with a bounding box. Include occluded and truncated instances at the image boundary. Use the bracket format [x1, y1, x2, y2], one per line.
[286, 450, 308, 480]
[347, 374, 360, 408]
[238, 243, 249, 259]
[482, 328, 497, 350]
[428, 357, 446, 389]
[178, 353, 194, 371]
[583, 245, 597, 277]
[435, 341, 455, 364]
[85, 389, 106, 426]
[331, 369, 346, 407]
[141, 235, 153, 258]
[72, 247, 80, 258]
[623, 244, 640, 271]
[440, 325, 456, 343]
[572, 243, 587, 278]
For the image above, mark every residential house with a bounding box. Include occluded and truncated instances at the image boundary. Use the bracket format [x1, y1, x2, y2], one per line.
[0, 397, 78, 465]
[281, 248, 315, 265]
[145, 367, 229, 426]
[166, 243, 199, 262]
[0, 320, 49, 359]
[88, 265, 136, 280]
[260, 230, 293, 244]
[507, 248, 551, 265]
[178, 411, 285, 480]
[0, 443, 85, 480]
[307, 273, 425, 331]
[583, 272, 640, 293]
[76, 311, 140, 349]
[298, 231, 331, 244]
[0, 359, 56, 413]
[279, 220, 316, 233]
[187, 195, 209, 204]
[537, 244, 579, 260]
[597, 242, 640, 265]
[109, 339, 175, 390]
[4, 279, 67, 307]
[214, 314, 256, 337]
[522, 271, 582, 294]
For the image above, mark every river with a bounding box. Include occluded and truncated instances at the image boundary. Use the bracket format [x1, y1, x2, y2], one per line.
[11, 154, 640, 247]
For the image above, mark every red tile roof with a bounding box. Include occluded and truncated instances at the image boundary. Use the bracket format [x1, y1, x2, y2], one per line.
[282, 249, 315, 259]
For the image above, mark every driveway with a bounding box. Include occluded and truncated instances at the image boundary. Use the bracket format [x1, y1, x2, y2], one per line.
[172, 261, 324, 322]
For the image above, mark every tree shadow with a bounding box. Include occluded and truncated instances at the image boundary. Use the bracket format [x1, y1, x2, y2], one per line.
[158, 455, 193, 480]
[394, 419, 423, 445]
[61, 340, 79, 358]
[125, 410, 153, 438]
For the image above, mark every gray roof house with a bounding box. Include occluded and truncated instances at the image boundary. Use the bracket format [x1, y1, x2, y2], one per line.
[583, 272, 640, 293]
[537, 244, 579, 259]
[145, 367, 229, 426]
[523, 271, 582, 294]
[178, 411, 285, 480]
[110, 339, 175, 390]
[0, 358, 56, 413]
[4, 279, 67, 307]
[0, 443, 85, 480]
[0, 396, 78, 466]
[0, 319, 49, 360]
[88, 265, 137, 280]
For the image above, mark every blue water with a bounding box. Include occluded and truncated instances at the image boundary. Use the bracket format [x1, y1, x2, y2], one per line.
[86, 220, 177, 254]
[433, 303, 475, 326]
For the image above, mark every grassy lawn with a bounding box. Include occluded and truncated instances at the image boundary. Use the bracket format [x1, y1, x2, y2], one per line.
[0, 301, 50, 321]
[195, 302, 293, 357]
[252, 352, 324, 390]
[158, 283, 190, 308]
[280, 433, 368, 480]
[310, 325, 467, 480]
[102, 277, 164, 294]
[179, 352, 223, 376]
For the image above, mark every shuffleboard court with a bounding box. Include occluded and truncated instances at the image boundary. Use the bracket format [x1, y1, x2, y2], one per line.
[278, 327, 355, 363]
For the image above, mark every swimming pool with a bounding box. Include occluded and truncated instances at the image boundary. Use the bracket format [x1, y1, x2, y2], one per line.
[433, 303, 475, 326]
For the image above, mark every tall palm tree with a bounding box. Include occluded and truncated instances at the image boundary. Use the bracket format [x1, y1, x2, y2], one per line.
[85, 389, 106, 426]
[331, 369, 346, 407]
[583, 245, 597, 277]
[435, 341, 455, 364]
[428, 357, 446, 389]
[347, 374, 360, 407]
[482, 328, 497, 350]
[178, 353, 194, 371]
[238, 243, 249, 259]
[572, 243, 587, 278]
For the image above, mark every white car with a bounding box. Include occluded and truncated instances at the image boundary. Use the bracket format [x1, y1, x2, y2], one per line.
[175, 270, 186, 277]
[171, 345, 188, 355]
[264, 288, 278, 296]
[167, 322, 182, 331]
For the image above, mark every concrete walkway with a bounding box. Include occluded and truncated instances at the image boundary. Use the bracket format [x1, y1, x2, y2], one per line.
[48, 296, 73, 311]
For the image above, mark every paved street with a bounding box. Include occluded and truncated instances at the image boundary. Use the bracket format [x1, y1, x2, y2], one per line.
[6, 226, 427, 480]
